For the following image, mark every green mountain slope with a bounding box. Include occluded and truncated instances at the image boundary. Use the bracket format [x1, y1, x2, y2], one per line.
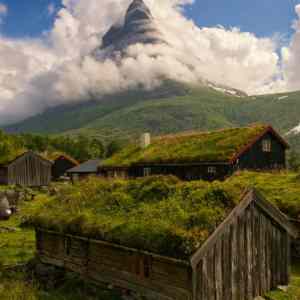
[5, 81, 190, 135]
[4, 83, 300, 148]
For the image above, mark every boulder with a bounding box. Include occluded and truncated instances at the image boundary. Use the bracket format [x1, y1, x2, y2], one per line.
[0, 194, 12, 220]
[6, 190, 20, 206]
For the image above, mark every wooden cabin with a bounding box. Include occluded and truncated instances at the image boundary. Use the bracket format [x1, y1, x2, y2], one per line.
[100, 124, 289, 181]
[35, 189, 296, 300]
[66, 159, 101, 182]
[52, 155, 79, 180]
[0, 151, 52, 187]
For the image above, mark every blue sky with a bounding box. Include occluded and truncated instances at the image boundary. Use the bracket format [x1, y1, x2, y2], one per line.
[186, 0, 298, 39]
[0, 0, 62, 37]
[0, 0, 299, 39]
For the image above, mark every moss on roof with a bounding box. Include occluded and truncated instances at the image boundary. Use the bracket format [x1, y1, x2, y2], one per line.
[30, 176, 247, 259]
[41, 151, 79, 165]
[30, 171, 300, 260]
[0, 149, 27, 165]
[103, 124, 269, 167]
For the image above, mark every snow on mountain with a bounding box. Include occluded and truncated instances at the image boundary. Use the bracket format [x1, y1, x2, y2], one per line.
[278, 95, 289, 101]
[286, 123, 300, 136]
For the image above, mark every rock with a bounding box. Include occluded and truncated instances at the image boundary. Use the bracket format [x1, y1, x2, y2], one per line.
[0, 195, 12, 220]
[99, 0, 165, 53]
[278, 285, 288, 292]
[5, 190, 20, 206]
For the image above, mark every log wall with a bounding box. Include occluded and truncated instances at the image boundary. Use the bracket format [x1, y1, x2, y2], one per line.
[196, 202, 290, 300]
[36, 229, 193, 300]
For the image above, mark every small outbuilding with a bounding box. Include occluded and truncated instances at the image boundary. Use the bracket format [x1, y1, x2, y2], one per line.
[51, 154, 79, 180]
[35, 189, 296, 300]
[66, 159, 101, 182]
[0, 151, 52, 187]
[100, 124, 289, 181]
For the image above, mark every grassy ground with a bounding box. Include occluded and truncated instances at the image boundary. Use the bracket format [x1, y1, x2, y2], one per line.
[0, 270, 123, 300]
[265, 262, 300, 300]
[0, 194, 47, 267]
[0, 192, 122, 300]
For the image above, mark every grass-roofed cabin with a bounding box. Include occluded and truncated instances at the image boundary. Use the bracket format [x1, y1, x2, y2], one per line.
[32, 177, 296, 300]
[100, 124, 289, 181]
[51, 154, 79, 180]
[0, 151, 52, 187]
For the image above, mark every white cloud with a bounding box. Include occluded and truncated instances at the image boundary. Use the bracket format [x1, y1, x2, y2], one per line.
[278, 5, 300, 91]
[0, 3, 7, 24]
[0, 0, 298, 124]
[0, 3, 7, 15]
[47, 3, 56, 16]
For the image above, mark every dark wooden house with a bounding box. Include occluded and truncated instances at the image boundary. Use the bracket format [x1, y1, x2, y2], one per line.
[100, 124, 289, 181]
[0, 151, 52, 187]
[35, 189, 296, 300]
[66, 159, 101, 182]
[52, 154, 79, 180]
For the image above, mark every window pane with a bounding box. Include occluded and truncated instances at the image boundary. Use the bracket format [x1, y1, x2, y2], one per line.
[262, 140, 271, 152]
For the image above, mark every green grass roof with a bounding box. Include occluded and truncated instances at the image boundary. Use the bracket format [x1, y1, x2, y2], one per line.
[41, 151, 79, 165]
[30, 171, 300, 260]
[103, 124, 269, 167]
[0, 150, 28, 165]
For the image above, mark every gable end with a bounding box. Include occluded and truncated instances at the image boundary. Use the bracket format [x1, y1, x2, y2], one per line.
[9, 151, 53, 167]
[190, 188, 295, 268]
[230, 126, 289, 164]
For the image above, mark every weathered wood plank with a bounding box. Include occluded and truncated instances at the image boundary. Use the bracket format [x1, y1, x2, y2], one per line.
[215, 240, 222, 300]
[260, 212, 267, 295]
[231, 220, 238, 300]
[238, 215, 245, 300]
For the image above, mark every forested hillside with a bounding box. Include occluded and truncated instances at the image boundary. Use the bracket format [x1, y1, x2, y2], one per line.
[4, 83, 300, 150]
[0, 131, 107, 162]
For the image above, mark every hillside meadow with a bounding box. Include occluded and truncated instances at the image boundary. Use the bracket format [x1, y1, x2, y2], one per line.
[1, 171, 300, 299]
[5, 83, 300, 152]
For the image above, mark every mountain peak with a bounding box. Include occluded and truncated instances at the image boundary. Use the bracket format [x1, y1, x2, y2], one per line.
[127, 0, 149, 13]
[125, 0, 152, 24]
[100, 0, 164, 52]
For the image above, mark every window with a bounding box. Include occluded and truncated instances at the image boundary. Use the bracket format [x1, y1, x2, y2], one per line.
[208, 166, 217, 174]
[143, 167, 151, 177]
[262, 139, 272, 152]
